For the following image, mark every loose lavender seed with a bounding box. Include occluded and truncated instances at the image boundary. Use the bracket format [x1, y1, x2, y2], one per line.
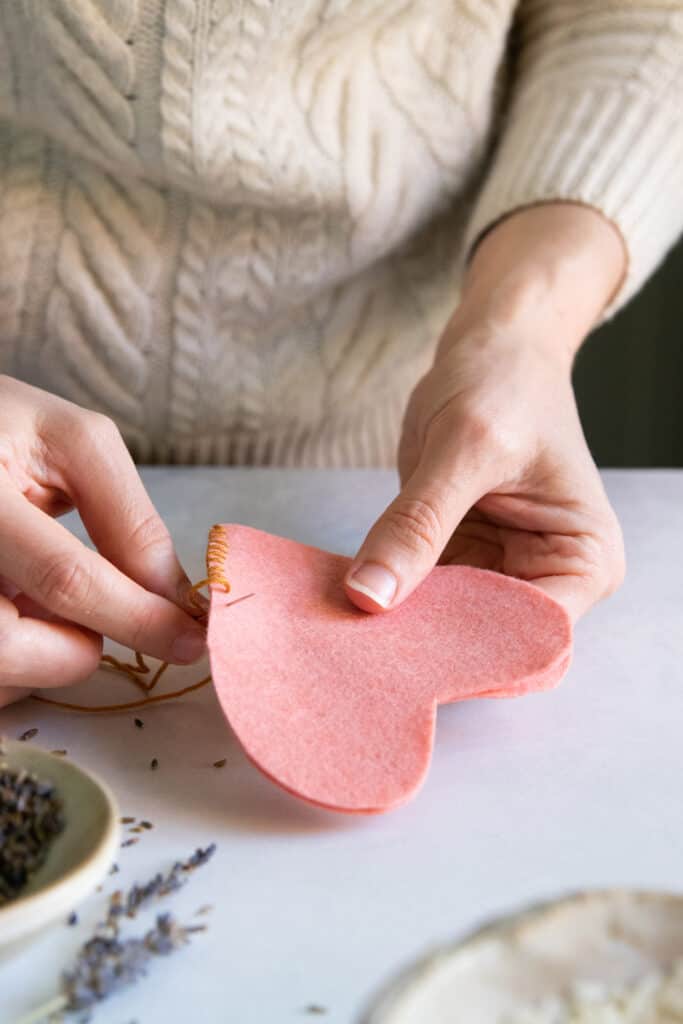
[68, 911, 79, 926]
[213, 758, 227, 768]
[120, 816, 135, 824]
[150, 758, 158, 770]
[134, 718, 144, 729]
[18, 727, 38, 742]
[122, 839, 138, 848]
[305, 1006, 328, 1016]
[140, 821, 153, 830]
[109, 863, 120, 875]
[51, 749, 68, 756]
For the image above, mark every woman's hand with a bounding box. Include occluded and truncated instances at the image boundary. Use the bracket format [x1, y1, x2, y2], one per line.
[345, 203, 628, 623]
[0, 377, 206, 708]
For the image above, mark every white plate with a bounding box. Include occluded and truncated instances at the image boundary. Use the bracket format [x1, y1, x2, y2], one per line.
[0, 740, 120, 959]
[362, 890, 683, 1023]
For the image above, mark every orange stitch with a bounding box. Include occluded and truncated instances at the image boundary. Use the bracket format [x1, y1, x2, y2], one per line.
[206, 524, 231, 592]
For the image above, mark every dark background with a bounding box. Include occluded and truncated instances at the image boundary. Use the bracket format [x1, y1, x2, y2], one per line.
[574, 235, 683, 466]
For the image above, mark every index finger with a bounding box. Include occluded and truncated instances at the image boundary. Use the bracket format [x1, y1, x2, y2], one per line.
[0, 489, 206, 665]
[43, 410, 204, 616]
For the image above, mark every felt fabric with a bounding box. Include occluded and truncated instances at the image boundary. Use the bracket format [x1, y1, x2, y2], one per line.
[206, 525, 573, 814]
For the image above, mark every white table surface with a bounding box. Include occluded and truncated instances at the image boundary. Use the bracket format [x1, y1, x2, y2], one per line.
[2, 468, 682, 1024]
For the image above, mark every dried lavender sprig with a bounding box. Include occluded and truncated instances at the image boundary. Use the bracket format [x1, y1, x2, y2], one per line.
[14, 847, 216, 1024]
[14, 914, 206, 1022]
[63, 933, 150, 1011]
[62, 913, 205, 1011]
[105, 844, 216, 926]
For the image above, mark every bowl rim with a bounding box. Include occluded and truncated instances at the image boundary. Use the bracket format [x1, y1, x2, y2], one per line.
[359, 887, 683, 1023]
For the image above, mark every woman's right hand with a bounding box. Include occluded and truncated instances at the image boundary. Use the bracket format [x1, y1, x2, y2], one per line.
[0, 376, 207, 709]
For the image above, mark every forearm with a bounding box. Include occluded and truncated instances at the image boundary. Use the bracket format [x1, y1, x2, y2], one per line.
[448, 203, 627, 368]
[461, 4, 683, 328]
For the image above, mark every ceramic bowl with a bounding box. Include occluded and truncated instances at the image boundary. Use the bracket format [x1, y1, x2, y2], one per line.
[0, 740, 120, 959]
[362, 889, 683, 1023]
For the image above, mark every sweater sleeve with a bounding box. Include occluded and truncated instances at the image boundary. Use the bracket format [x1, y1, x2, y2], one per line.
[463, 1, 683, 317]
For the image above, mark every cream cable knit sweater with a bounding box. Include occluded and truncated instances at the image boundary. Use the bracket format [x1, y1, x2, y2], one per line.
[1, 2, 682, 467]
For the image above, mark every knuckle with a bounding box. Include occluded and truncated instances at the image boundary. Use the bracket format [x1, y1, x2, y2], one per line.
[431, 397, 520, 466]
[383, 496, 443, 558]
[86, 410, 120, 443]
[127, 600, 161, 654]
[71, 410, 121, 451]
[30, 556, 95, 613]
[460, 406, 517, 460]
[127, 511, 173, 559]
[458, 402, 495, 446]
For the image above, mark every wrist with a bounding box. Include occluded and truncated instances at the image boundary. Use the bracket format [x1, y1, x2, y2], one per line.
[453, 202, 627, 362]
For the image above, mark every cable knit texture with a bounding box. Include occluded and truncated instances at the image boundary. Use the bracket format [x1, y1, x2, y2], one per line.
[1, 1, 682, 466]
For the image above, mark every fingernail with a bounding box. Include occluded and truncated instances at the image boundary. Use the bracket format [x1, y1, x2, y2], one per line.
[346, 562, 397, 608]
[171, 626, 206, 664]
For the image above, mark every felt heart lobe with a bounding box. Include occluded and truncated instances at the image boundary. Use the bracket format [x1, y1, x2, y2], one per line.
[207, 525, 572, 814]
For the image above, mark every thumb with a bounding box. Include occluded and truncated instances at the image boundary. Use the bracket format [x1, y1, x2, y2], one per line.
[344, 431, 487, 613]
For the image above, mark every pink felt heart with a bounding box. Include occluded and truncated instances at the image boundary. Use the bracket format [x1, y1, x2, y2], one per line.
[206, 524, 572, 814]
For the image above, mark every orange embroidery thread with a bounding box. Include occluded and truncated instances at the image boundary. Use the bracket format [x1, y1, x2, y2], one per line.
[30, 528, 232, 714]
[100, 651, 151, 693]
[31, 676, 212, 714]
[206, 524, 232, 591]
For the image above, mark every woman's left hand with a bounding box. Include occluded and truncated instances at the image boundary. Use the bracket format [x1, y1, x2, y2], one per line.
[344, 203, 628, 624]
